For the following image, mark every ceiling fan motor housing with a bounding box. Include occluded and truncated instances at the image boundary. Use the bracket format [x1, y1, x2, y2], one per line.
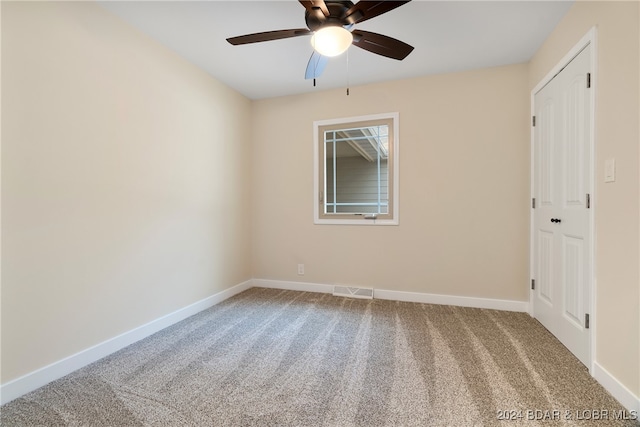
[305, 1, 360, 31]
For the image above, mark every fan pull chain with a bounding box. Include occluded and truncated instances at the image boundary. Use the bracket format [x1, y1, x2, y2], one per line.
[313, 51, 317, 87]
[346, 49, 350, 96]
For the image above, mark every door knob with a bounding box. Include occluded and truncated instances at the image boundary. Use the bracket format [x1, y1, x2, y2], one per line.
[551, 218, 562, 223]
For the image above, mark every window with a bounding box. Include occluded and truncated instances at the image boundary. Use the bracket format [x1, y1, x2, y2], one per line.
[314, 113, 399, 225]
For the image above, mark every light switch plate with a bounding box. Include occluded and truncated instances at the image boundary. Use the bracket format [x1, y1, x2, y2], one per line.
[605, 158, 616, 183]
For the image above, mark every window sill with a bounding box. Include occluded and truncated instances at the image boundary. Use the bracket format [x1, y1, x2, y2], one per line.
[313, 217, 399, 226]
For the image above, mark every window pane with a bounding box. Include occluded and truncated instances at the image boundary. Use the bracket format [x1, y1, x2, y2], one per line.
[324, 125, 389, 215]
[314, 113, 398, 225]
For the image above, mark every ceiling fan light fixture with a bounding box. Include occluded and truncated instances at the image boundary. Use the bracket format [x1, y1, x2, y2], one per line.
[311, 26, 353, 57]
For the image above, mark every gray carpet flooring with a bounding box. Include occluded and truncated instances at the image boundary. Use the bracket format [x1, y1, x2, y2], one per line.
[1, 287, 638, 426]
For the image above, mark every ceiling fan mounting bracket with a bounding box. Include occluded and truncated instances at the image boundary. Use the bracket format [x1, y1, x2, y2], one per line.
[305, 1, 355, 31]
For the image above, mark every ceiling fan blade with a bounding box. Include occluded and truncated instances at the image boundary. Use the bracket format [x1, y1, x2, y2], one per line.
[227, 29, 312, 46]
[343, 1, 411, 25]
[305, 51, 329, 80]
[351, 30, 414, 60]
[298, 0, 330, 17]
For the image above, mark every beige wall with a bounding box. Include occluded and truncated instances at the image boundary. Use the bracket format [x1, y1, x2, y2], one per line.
[1, 1, 252, 383]
[530, 1, 640, 398]
[251, 64, 530, 301]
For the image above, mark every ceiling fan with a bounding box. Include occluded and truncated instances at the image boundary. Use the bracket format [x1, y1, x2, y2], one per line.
[226, 1, 414, 81]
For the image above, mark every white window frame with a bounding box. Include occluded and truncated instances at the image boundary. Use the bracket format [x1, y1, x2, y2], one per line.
[313, 112, 399, 225]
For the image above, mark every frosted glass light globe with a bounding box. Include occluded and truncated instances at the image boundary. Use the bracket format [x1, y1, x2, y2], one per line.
[310, 26, 353, 57]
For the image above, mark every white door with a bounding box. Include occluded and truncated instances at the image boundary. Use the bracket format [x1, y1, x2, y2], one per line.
[533, 45, 592, 366]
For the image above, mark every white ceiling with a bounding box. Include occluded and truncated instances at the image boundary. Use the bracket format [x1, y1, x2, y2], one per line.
[98, 0, 574, 100]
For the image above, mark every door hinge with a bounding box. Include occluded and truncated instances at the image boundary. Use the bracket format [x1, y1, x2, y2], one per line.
[531, 279, 535, 290]
[585, 313, 590, 329]
[532, 198, 536, 209]
[587, 73, 591, 88]
[586, 193, 591, 209]
[532, 116, 536, 127]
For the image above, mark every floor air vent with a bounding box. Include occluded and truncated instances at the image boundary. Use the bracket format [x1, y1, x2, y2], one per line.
[333, 285, 374, 300]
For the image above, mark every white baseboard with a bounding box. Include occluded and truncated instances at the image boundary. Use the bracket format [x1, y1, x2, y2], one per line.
[0, 280, 252, 405]
[252, 278, 333, 294]
[253, 279, 529, 312]
[593, 362, 640, 414]
[374, 288, 529, 312]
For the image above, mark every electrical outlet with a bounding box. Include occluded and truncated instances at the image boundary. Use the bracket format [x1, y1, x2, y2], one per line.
[297, 264, 305, 275]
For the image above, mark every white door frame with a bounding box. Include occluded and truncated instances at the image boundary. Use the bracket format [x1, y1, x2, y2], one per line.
[529, 27, 597, 373]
